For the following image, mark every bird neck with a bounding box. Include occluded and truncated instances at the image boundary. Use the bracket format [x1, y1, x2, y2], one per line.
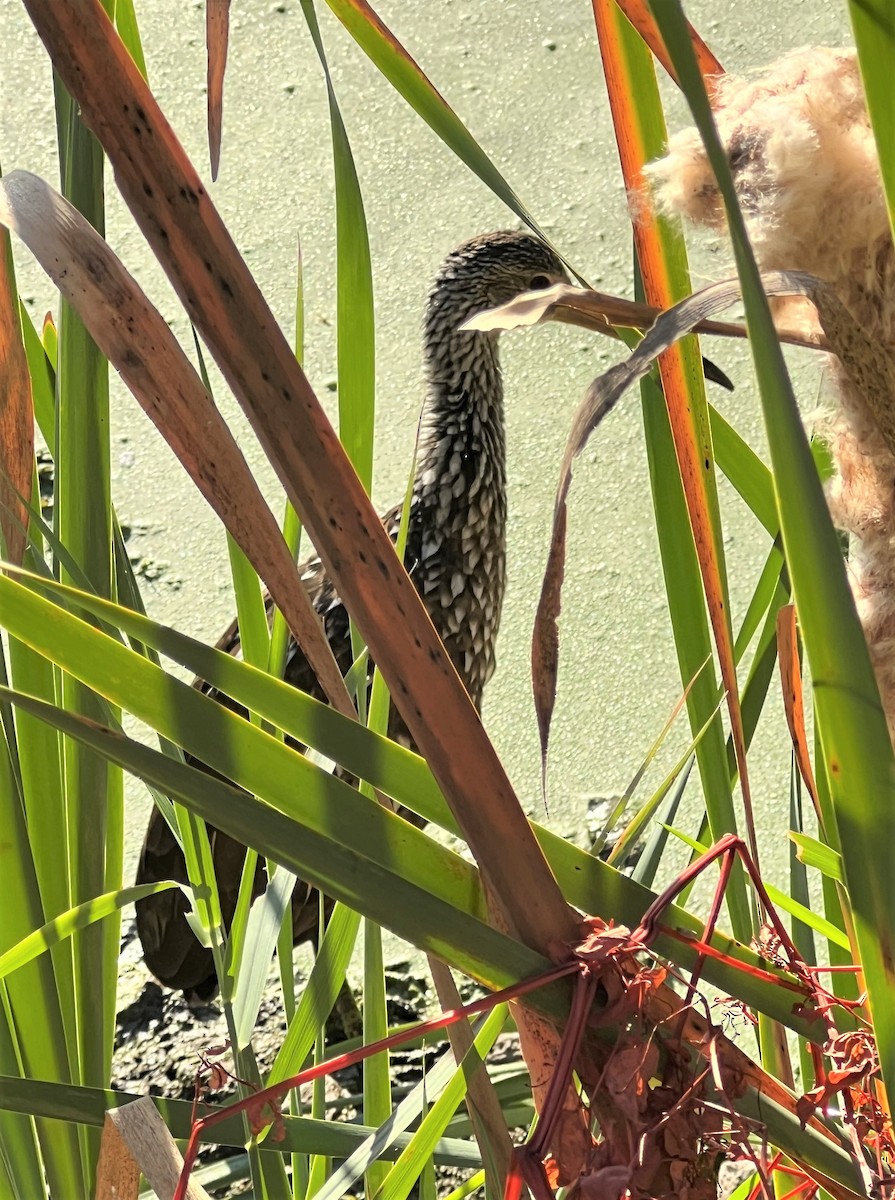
[408, 322, 508, 706]
[417, 325, 505, 480]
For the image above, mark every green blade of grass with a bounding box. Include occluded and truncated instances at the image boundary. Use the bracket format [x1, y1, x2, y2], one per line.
[641, 370, 750, 929]
[0, 568, 851, 1038]
[231, 866, 297, 1050]
[850, 4, 895, 240]
[379, 1005, 508, 1200]
[652, 0, 895, 1098]
[0, 573, 487, 927]
[0, 681, 551, 1001]
[709, 404, 778, 535]
[7, 565, 452, 823]
[53, 68, 122, 1143]
[0, 1009, 45, 1200]
[597, 6, 754, 938]
[790, 834, 844, 884]
[113, 0, 147, 80]
[0, 883, 178, 981]
[0, 1076, 483, 1165]
[268, 243, 305, 684]
[607, 702, 720, 869]
[267, 904, 362, 1087]
[0, 741, 77, 1199]
[313, 1013, 502, 1200]
[19, 304, 56, 451]
[321, 0, 539, 233]
[302, 1, 374, 497]
[359, 409, 418, 1196]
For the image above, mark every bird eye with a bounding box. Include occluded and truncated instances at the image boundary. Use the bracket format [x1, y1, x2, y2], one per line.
[528, 274, 552, 290]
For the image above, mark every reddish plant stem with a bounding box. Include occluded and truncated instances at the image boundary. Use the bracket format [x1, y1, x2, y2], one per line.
[529, 971, 597, 1159]
[175, 832, 874, 1199]
[174, 959, 581, 1198]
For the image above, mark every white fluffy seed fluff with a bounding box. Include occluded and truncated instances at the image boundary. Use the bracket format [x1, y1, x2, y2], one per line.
[646, 46, 895, 739]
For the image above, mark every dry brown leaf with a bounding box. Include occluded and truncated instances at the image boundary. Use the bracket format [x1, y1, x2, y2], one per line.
[0, 230, 33, 566]
[0, 170, 355, 722]
[206, 0, 230, 181]
[429, 958, 513, 1185]
[776, 605, 822, 826]
[531, 502, 566, 795]
[604, 1041, 659, 1122]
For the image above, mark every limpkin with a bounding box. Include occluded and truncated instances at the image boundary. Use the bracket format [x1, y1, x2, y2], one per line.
[135, 230, 569, 999]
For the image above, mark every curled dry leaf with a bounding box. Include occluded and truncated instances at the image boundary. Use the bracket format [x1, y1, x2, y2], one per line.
[530, 269, 887, 770]
[797, 1029, 879, 1127]
[245, 1083, 289, 1142]
[0, 170, 355, 722]
[532, 503, 566, 793]
[571, 922, 858, 1198]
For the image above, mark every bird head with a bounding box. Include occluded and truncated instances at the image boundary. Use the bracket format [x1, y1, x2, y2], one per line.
[425, 230, 569, 337]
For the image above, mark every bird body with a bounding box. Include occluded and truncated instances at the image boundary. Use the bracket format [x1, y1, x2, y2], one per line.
[135, 231, 568, 998]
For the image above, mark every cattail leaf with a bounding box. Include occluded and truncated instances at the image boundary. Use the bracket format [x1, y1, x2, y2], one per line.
[850, 1, 895, 239]
[0, 1074, 483, 1162]
[533, 269, 849, 859]
[595, 1, 756, 909]
[651, 0, 895, 1103]
[231, 866, 296, 1051]
[321, 0, 538, 231]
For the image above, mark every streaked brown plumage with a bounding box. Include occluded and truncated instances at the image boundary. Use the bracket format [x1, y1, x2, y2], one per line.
[135, 230, 569, 999]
